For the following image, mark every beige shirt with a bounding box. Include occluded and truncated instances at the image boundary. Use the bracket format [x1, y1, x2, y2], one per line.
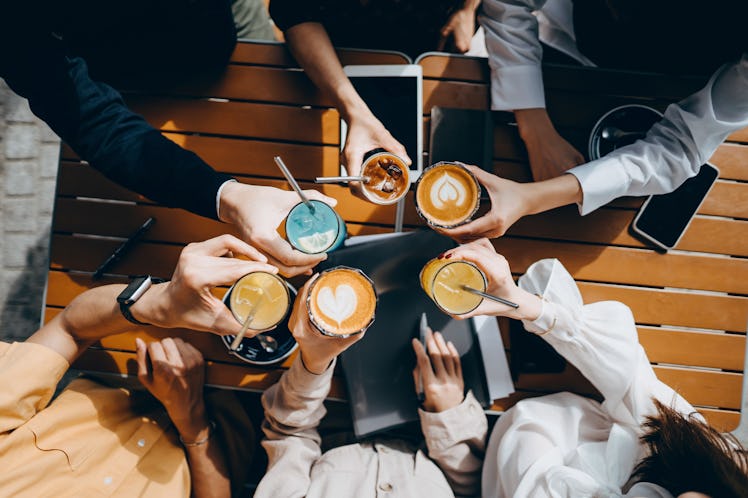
[0, 341, 191, 498]
[256, 356, 488, 498]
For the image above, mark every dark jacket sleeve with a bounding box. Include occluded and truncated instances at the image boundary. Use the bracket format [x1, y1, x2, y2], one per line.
[269, 0, 325, 31]
[1, 35, 232, 220]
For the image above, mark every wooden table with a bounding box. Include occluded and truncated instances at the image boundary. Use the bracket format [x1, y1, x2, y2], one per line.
[46, 41, 748, 432]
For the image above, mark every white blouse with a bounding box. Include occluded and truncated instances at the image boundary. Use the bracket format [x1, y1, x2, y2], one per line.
[482, 259, 698, 497]
[479, 0, 748, 214]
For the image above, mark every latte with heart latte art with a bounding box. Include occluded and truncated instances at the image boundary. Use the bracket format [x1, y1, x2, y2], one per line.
[415, 162, 480, 228]
[307, 266, 377, 337]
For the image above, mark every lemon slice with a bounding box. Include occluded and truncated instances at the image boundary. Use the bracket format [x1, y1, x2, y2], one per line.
[296, 229, 336, 253]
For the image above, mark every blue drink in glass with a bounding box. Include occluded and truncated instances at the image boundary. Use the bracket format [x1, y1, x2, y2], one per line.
[285, 199, 346, 254]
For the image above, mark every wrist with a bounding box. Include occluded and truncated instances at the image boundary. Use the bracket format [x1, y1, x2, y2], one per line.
[514, 108, 551, 142]
[217, 180, 248, 224]
[463, 0, 480, 12]
[171, 406, 210, 442]
[128, 283, 169, 327]
[300, 350, 334, 375]
[337, 92, 375, 125]
[505, 288, 542, 321]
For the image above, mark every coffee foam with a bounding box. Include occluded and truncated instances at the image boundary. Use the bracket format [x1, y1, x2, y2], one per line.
[361, 153, 409, 204]
[416, 163, 479, 227]
[308, 267, 376, 336]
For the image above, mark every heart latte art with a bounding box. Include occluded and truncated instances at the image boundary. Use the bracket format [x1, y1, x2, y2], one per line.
[316, 284, 357, 325]
[308, 267, 377, 337]
[415, 162, 480, 228]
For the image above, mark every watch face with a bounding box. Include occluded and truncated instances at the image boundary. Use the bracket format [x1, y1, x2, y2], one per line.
[118, 276, 152, 304]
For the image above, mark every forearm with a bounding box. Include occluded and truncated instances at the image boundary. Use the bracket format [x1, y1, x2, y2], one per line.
[568, 55, 748, 215]
[520, 172, 583, 215]
[285, 23, 372, 122]
[175, 410, 231, 498]
[420, 392, 488, 496]
[256, 357, 332, 497]
[27, 283, 169, 363]
[5, 50, 230, 219]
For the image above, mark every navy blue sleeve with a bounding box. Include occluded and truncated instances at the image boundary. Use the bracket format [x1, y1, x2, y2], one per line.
[1, 35, 232, 220]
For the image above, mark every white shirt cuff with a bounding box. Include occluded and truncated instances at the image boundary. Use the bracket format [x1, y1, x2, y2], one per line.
[215, 179, 237, 221]
[567, 158, 631, 215]
[490, 65, 546, 110]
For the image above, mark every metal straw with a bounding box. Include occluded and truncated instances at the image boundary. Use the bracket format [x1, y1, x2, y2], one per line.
[274, 156, 315, 213]
[460, 285, 520, 309]
[314, 175, 370, 184]
[230, 291, 265, 351]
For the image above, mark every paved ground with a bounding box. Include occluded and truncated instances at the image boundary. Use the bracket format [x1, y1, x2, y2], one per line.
[0, 79, 61, 342]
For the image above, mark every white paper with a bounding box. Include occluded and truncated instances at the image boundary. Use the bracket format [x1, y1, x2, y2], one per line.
[472, 315, 515, 401]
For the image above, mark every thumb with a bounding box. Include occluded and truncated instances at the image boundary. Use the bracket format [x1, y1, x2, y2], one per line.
[382, 136, 411, 166]
[304, 188, 338, 208]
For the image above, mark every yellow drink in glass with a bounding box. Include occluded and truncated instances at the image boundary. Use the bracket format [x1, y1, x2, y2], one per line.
[420, 259, 486, 314]
[229, 272, 291, 331]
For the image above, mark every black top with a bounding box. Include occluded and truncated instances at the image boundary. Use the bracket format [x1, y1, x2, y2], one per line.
[573, 0, 747, 77]
[0, 5, 233, 220]
[270, 0, 463, 59]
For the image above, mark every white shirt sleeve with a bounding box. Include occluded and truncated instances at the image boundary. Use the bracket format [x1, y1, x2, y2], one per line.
[517, 259, 697, 426]
[568, 54, 748, 215]
[479, 0, 549, 110]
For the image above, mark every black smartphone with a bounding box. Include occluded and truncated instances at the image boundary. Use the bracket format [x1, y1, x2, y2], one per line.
[631, 163, 719, 251]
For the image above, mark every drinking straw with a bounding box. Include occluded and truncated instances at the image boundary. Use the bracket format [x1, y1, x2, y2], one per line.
[314, 175, 370, 184]
[274, 156, 315, 213]
[230, 290, 265, 351]
[460, 285, 519, 309]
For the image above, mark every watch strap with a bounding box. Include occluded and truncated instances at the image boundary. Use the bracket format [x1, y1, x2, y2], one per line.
[117, 276, 167, 326]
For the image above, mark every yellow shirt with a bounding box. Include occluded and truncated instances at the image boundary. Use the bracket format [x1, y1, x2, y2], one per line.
[0, 341, 191, 498]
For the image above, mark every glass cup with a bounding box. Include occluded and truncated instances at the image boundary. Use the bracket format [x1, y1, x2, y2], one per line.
[420, 258, 487, 315]
[285, 199, 347, 254]
[414, 161, 481, 229]
[306, 266, 377, 338]
[225, 271, 292, 332]
[360, 151, 410, 205]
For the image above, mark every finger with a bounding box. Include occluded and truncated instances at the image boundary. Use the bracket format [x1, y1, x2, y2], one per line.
[426, 328, 446, 377]
[189, 234, 268, 262]
[412, 337, 435, 383]
[203, 258, 279, 288]
[148, 340, 168, 367]
[212, 306, 246, 336]
[161, 338, 183, 366]
[382, 137, 411, 166]
[441, 212, 503, 240]
[257, 232, 327, 270]
[303, 188, 338, 208]
[433, 332, 455, 376]
[447, 340, 463, 379]
[135, 337, 152, 385]
[436, 33, 448, 52]
[343, 146, 365, 174]
[175, 338, 204, 368]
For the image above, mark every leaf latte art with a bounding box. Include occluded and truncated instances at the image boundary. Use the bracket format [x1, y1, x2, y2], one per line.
[430, 172, 466, 209]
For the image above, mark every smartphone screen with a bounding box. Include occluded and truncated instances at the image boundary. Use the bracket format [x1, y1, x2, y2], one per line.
[346, 74, 420, 173]
[632, 163, 719, 249]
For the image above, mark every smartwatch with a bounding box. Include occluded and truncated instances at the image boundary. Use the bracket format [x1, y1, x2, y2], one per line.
[117, 276, 155, 326]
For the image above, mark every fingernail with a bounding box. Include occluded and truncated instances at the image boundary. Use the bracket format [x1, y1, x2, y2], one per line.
[445, 254, 452, 259]
[437, 252, 444, 259]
